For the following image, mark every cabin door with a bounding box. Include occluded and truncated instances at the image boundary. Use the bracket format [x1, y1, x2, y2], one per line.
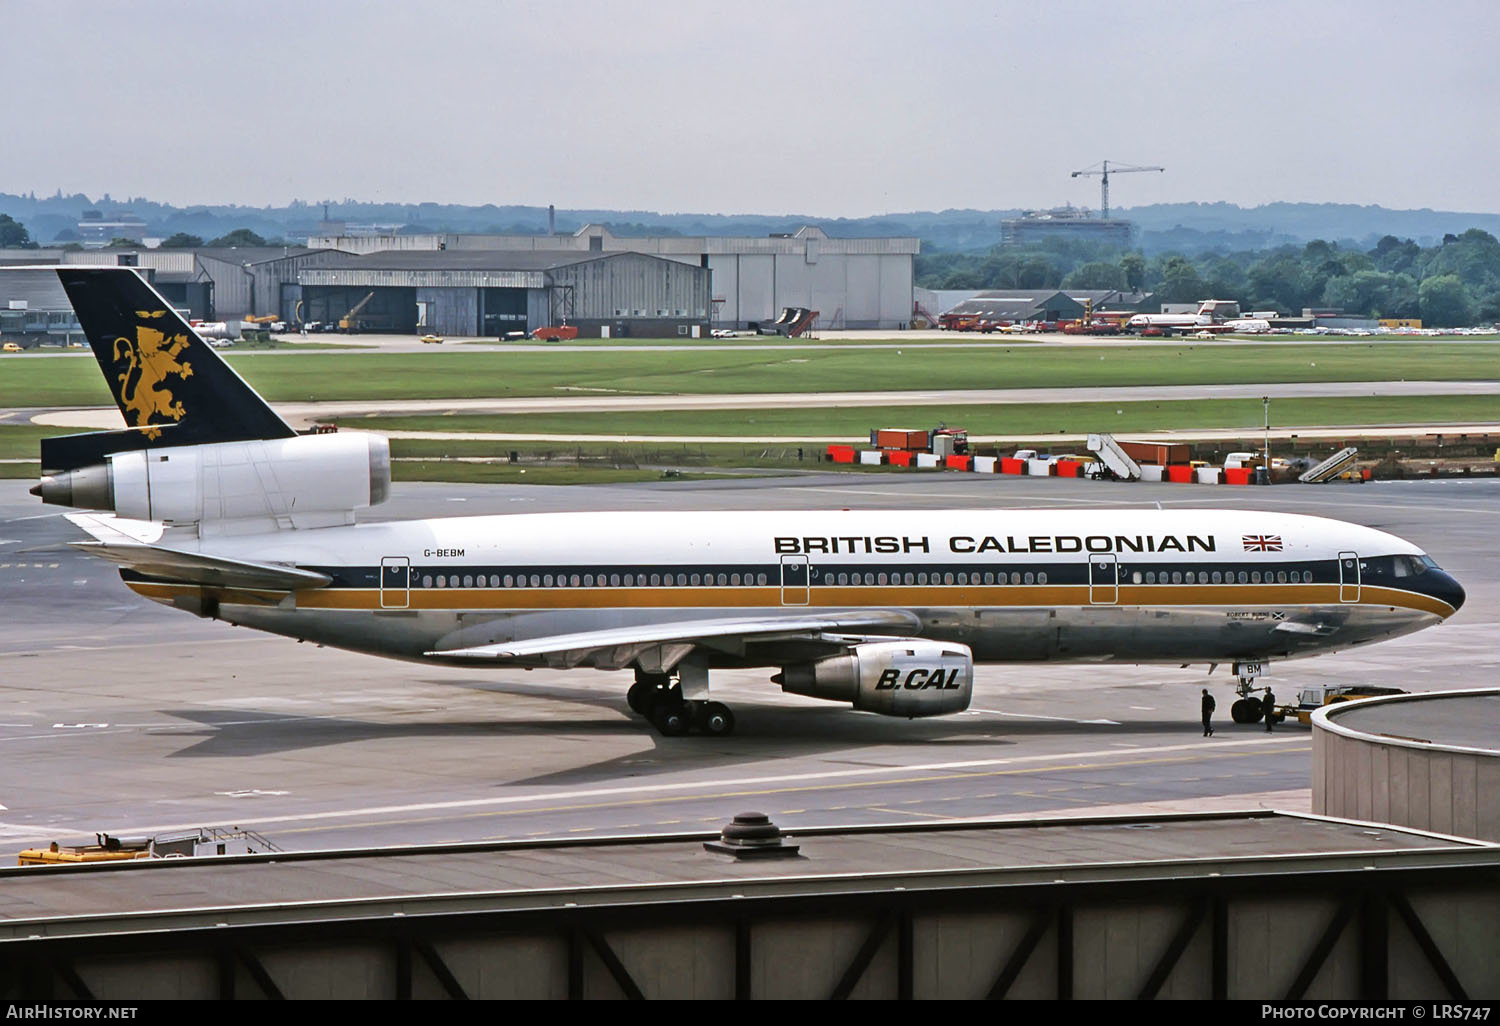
[1338, 551, 1360, 603]
[1088, 553, 1118, 604]
[780, 555, 810, 606]
[381, 556, 411, 609]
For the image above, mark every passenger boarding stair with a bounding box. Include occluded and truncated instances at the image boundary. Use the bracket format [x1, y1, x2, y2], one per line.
[1299, 446, 1359, 483]
[757, 307, 819, 338]
[1086, 433, 1143, 481]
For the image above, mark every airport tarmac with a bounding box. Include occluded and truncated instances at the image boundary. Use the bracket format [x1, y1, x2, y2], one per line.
[0, 474, 1494, 856]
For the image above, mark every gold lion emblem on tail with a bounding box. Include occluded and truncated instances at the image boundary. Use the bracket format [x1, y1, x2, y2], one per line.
[114, 309, 194, 439]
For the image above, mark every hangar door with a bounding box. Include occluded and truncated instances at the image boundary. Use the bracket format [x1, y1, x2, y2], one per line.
[481, 288, 527, 336]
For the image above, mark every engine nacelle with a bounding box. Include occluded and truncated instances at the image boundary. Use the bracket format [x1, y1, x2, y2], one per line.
[33, 432, 390, 525]
[776, 640, 974, 718]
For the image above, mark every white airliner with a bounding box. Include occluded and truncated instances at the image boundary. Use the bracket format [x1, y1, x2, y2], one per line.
[28, 268, 1465, 736]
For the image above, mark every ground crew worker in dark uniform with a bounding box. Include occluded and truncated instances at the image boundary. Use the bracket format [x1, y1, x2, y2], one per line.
[1264, 687, 1276, 732]
[1201, 688, 1215, 736]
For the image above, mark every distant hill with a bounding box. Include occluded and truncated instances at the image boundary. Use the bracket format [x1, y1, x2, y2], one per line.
[0, 191, 1496, 255]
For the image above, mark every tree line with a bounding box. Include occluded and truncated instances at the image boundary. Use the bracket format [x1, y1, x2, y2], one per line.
[916, 230, 1500, 327]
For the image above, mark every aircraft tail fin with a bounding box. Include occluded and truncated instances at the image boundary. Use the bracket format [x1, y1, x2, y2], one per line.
[56, 267, 296, 451]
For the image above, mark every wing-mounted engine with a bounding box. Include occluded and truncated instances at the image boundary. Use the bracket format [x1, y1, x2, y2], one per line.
[774, 640, 974, 718]
[32, 432, 390, 530]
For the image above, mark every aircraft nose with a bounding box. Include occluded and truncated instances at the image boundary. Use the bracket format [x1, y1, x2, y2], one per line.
[1430, 570, 1465, 615]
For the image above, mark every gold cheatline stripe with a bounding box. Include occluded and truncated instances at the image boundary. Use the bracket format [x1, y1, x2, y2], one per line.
[122, 582, 1454, 617]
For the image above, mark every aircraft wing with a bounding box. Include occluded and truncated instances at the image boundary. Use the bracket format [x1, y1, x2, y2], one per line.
[426, 609, 922, 664]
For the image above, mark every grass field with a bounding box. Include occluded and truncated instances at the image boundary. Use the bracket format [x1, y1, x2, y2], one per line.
[2, 343, 1498, 409]
[349, 394, 1500, 440]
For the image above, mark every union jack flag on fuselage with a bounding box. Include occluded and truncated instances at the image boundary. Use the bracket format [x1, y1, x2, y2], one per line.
[1242, 535, 1283, 551]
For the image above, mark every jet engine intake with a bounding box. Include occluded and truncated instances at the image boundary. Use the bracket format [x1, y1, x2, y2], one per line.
[775, 640, 973, 717]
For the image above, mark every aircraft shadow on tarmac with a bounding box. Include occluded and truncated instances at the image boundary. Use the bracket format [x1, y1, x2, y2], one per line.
[154, 675, 1273, 786]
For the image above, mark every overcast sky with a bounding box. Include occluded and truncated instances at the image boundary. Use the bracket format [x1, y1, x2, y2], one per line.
[8, 0, 1497, 217]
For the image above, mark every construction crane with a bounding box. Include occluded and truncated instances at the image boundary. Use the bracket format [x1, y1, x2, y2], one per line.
[1070, 161, 1164, 220]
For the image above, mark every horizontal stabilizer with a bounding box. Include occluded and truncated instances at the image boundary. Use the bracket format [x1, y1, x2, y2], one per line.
[70, 541, 331, 592]
[426, 610, 922, 662]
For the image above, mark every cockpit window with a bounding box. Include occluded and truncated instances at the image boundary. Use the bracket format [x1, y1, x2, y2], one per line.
[1362, 555, 1432, 580]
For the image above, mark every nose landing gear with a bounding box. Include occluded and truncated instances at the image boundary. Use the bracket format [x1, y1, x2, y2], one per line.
[1229, 660, 1275, 724]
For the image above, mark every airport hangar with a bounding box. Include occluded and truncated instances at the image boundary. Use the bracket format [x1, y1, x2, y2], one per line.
[0, 224, 918, 339]
[307, 223, 920, 333]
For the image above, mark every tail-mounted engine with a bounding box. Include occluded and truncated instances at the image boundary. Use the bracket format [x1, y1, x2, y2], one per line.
[32, 432, 390, 528]
[775, 640, 974, 718]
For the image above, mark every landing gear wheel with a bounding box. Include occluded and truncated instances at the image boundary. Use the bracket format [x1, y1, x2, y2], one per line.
[1231, 698, 1264, 724]
[627, 682, 655, 715]
[651, 701, 692, 737]
[630, 671, 673, 717]
[697, 701, 736, 737]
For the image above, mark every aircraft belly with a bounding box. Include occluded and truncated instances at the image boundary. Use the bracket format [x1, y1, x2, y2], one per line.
[203, 598, 1437, 668]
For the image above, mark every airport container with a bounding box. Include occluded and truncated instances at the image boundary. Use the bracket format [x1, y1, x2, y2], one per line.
[1055, 459, 1080, 478]
[874, 428, 928, 450]
[916, 453, 941, 469]
[1000, 458, 1025, 475]
[1167, 465, 1194, 484]
[1120, 441, 1191, 465]
[1138, 464, 1165, 482]
[972, 456, 998, 473]
[1224, 467, 1252, 486]
[1195, 467, 1222, 484]
[859, 450, 885, 466]
[827, 446, 856, 464]
[1027, 458, 1055, 476]
[944, 455, 972, 471]
[888, 450, 914, 467]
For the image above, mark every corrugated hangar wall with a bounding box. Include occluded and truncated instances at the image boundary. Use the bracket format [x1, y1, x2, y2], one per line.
[710, 253, 913, 329]
[416, 287, 479, 336]
[550, 253, 709, 328]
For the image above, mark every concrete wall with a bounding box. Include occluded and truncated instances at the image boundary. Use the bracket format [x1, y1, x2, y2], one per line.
[1313, 689, 1500, 842]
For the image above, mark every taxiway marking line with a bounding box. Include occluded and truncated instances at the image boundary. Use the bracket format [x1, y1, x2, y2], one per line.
[265, 744, 1310, 839]
[75, 739, 1311, 841]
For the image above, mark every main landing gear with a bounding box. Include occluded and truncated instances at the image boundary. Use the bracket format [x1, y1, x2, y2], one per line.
[1228, 661, 1279, 725]
[627, 670, 736, 737]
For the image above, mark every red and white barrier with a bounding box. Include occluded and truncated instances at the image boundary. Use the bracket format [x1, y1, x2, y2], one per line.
[836, 447, 1270, 486]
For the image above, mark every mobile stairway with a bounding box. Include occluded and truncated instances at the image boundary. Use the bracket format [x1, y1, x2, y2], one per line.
[1298, 446, 1359, 483]
[757, 307, 820, 338]
[1086, 433, 1143, 481]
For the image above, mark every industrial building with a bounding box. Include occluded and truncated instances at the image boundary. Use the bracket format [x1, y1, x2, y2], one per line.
[0, 247, 347, 332]
[0, 221, 918, 338]
[294, 249, 711, 338]
[1000, 206, 1134, 249]
[309, 224, 919, 331]
[938, 288, 1153, 326]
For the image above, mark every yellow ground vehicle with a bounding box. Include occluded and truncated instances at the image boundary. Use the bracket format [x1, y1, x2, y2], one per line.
[1278, 685, 1407, 725]
[2, 342, 22, 352]
[420, 334, 445, 344]
[19, 829, 278, 865]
